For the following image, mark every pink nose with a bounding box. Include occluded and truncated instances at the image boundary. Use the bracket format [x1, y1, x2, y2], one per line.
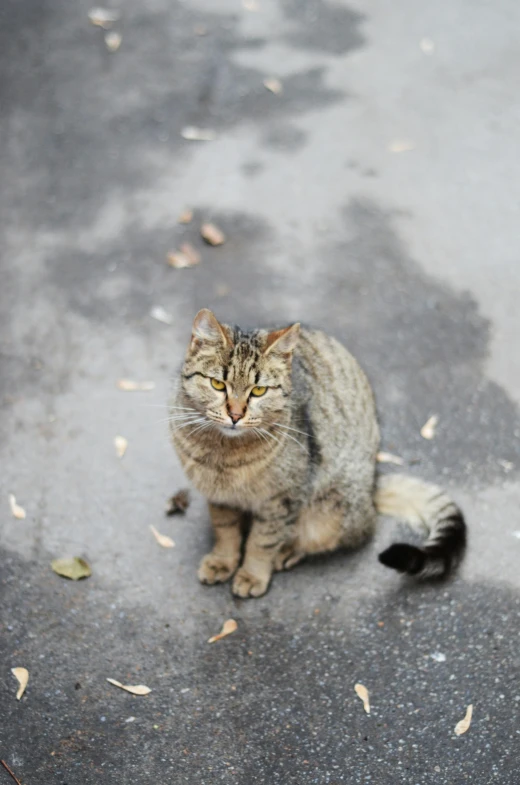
[228, 409, 244, 424]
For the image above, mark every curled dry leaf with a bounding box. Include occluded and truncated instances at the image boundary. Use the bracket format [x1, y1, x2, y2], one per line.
[178, 209, 194, 225]
[263, 77, 283, 95]
[181, 126, 216, 141]
[9, 493, 26, 519]
[420, 414, 438, 440]
[12, 667, 29, 700]
[107, 678, 151, 696]
[114, 435, 128, 458]
[376, 451, 404, 466]
[88, 7, 120, 28]
[200, 223, 225, 246]
[454, 704, 473, 736]
[165, 489, 190, 515]
[150, 306, 173, 325]
[51, 557, 92, 581]
[388, 140, 415, 153]
[150, 525, 175, 549]
[208, 618, 238, 643]
[354, 683, 370, 714]
[117, 379, 155, 391]
[167, 243, 200, 269]
[104, 31, 122, 51]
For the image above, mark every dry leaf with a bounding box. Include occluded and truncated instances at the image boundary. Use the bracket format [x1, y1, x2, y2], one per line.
[178, 209, 193, 224]
[201, 223, 225, 246]
[88, 7, 120, 28]
[107, 678, 151, 696]
[455, 704, 473, 736]
[114, 435, 128, 458]
[263, 77, 283, 95]
[208, 619, 238, 643]
[150, 525, 175, 549]
[420, 414, 438, 440]
[388, 140, 415, 153]
[167, 243, 200, 269]
[117, 379, 155, 391]
[51, 557, 92, 580]
[12, 667, 29, 700]
[420, 37, 435, 54]
[9, 493, 26, 520]
[165, 489, 190, 515]
[104, 31, 122, 51]
[181, 126, 216, 141]
[376, 451, 404, 466]
[150, 306, 173, 325]
[354, 683, 370, 714]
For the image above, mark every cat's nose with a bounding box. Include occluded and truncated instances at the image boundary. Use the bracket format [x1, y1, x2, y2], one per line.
[228, 410, 244, 424]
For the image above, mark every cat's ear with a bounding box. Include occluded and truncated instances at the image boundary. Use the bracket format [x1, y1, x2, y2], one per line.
[191, 309, 232, 347]
[263, 323, 300, 357]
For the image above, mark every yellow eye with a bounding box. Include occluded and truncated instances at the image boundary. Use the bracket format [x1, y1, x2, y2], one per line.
[211, 378, 226, 391]
[251, 386, 267, 397]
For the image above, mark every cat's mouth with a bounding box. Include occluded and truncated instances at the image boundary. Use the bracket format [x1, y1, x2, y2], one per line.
[219, 423, 249, 437]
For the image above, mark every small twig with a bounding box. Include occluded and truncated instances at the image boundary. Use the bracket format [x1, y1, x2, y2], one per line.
[1, 760, 23, 785]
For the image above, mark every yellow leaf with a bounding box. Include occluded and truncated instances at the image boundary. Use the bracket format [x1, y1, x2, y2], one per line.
[150, 525, 175, 549]
[12, 667, 29, 700]
[200, 223, 226, 246]
[455, 704, 473, 736]
[51, 557, 92, 580]
[114, 436, 128, 458]
[420, 414, 438, 440]
[107, 678, 151, 696]
[208, 619, 238, 643]
[354, 683, 370, 714]
[9, 493, 26, 519]
[104, 31, 122, 51]
[117, 379, 155, 391]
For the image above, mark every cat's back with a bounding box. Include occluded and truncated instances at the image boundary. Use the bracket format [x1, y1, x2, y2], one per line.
[294, 328, 379, 462]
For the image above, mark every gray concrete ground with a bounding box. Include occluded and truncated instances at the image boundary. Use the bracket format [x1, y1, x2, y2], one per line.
[1, 0, 519, 782]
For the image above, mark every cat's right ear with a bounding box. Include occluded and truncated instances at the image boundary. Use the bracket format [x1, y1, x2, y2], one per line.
[191, 309, 232, 348]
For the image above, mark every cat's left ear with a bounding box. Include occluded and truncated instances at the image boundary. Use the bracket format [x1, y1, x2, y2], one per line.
[263, 323, 300, 357]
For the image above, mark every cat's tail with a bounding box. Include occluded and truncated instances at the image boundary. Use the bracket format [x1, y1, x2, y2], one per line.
[375, 474, 466, 579]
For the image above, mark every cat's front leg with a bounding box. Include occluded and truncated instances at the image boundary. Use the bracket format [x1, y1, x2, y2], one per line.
[198, 503, 243, 585]
[232, 497, 299, 598]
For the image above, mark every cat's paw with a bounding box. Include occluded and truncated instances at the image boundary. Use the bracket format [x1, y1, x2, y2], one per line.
[232, 567, 271, 598]
[198, 553, 239, 585]
[274, 545, 304, 571]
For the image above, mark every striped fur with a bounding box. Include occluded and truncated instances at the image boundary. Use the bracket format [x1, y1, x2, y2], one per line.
[170, 310, 467, 597]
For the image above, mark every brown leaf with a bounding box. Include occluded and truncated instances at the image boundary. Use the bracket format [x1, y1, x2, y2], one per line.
[354, 683, 370, 714]
[51, 557, 92, 580]
[181, 126, 216, 141]
[167, 243, 200, 269]
[11, 667, 29, 700]
[106, 678, 151, 696]
[8, 494, 26, 520]
[117, 379, 155, 391]
[376, 451, 404, 466]
[263, 77, 283, 95]
[420, 414, 438, 440]
[150, 525, 175, 549]
[88, 7, 120, 28]
[454, 704, 473, 736]
[201, 223, 225, 246]
[208, 619, 238, 643]
[165, 489, 190, 515]
[178, 209, 194, 224]
[114, 436, 128, 458]
[104, 31, 122, 52]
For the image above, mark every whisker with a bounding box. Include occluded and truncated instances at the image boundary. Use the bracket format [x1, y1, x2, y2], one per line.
[257, 428, 282, 445]
[170, 418, 206, 431]
[273, 426, 308, 453]
[274, 422, 311, 438]
[188, 420, 214, 436]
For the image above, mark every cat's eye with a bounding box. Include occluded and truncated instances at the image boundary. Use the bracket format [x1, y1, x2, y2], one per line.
[250, 386, 267, 397]
[211, 378, 226, 391]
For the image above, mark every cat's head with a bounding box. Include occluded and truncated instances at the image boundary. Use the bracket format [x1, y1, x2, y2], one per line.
[180, 309, 300, 436]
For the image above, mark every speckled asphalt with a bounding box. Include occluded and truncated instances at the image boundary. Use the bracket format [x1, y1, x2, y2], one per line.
[1, 1, 519, 783]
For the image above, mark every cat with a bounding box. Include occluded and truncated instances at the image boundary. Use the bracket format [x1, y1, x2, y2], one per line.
[170, 309, 466, 598]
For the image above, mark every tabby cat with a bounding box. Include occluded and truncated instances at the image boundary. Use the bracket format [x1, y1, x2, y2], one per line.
[170, 309, 466, 598]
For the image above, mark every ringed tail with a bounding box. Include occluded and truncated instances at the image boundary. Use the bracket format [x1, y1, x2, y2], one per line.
[375, 474, 467, 579]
